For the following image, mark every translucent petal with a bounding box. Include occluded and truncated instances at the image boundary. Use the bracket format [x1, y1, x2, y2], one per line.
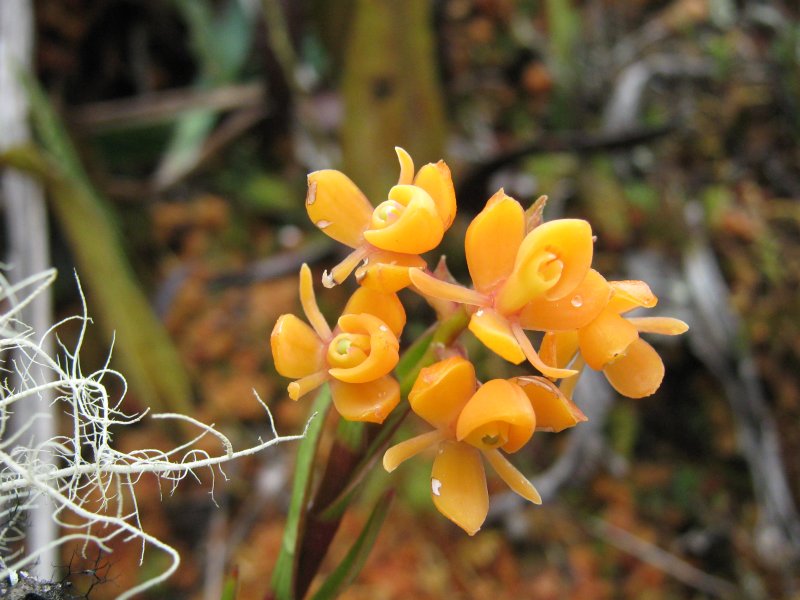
[607, 280, 658, 314]
[468, 309, 525, 364]
[328, 313, 399, 383]
[306, 170, 372, 248]
[512, 323, 578, 379]
[578, 309, 639, 370]
[414, 160, 457, 229]
[539, 331, 580, 369]
[383, 429, 445, 472]
[518, 269, 612, 331]
[497, 219, 593, 314]
[484, 449, 541, 504]
[271, 314, 325, 378]
[408, 268, 489, 306]
[299, 264, 332, 339]
[456, 380, 535, 453]
[355, 250, 426, 293]
[627, 317, 689, 335]
[329, 376, 400, 423]
[514, 376, 587, 433]
[409, 357, 477, 431]
[431, 441, 489, 536]
[603, 338, 665, 398]
[343, 287, 406, 337]
[363, 185, 444, 254]
[322, 246, 369, 289]
[465, 190, 525, 294]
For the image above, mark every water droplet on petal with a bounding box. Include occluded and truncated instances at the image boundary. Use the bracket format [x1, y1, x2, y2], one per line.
[431, 478, 442, 496]
[570, 295, 583, 308]
[379, 325, 389, 332]
[476, 309, 484, 317]
[316, 220, 332, 229]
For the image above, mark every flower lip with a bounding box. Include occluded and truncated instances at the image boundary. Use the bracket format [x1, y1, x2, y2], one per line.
[496, 219, 594, 315]
[327, 313, 399, 384]
[363, 185, 444, 254]
[456, 379, 535, 453]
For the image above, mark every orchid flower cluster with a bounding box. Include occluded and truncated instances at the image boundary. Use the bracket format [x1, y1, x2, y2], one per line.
[271, 148, 688, 535]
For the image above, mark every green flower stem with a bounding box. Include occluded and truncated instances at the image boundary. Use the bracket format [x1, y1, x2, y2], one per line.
[287, 307, 469, 599]
[269, 389, 332, 600]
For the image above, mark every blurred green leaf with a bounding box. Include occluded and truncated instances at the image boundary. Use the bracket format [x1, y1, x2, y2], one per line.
[270, 388, 331, 600]
[219, 566, 239, 600]
[310, 489, 394, 600]
[238, 173, 298, 215]
[10, 75, 194, 416]
[157, 0, 256, 188]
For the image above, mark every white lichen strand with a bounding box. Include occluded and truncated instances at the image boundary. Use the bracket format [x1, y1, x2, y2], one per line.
[0, 269, 310, 599]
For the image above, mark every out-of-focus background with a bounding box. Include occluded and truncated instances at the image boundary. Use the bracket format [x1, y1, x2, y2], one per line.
[1, 0, 799, 598]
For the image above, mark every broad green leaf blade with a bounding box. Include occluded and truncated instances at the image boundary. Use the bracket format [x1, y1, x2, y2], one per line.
[310, 490, 394, 600]
[270, 388, 332, 600]
[16, 76, 195, 416]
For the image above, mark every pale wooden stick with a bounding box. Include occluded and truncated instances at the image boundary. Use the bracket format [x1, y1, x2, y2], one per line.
[0, 0, 57, 577]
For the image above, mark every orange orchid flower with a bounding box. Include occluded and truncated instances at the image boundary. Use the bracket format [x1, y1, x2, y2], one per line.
[306, 148, 456, 291]
[383, 357, 584, 535]
[409, 190, 602, 379]
[540, 280, 689, 398]
[270, 264, 406, 423]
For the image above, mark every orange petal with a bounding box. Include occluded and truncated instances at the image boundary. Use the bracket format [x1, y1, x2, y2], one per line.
[409, 357, 477, 431]
[414, 160, 457, 229]
[299, 264, 332, 339]
[355, 250, 426, 293]
[469, 308, 526, 364]
[603, 338, 665, 398]
[306, 170, 372, 248]
[383, 429, 445, 472]
[484, 449, 541, 504]
[518, 269, 612, 331]
[271, 314, 325, 378]
[627, 316, 689, 335]
[513, 376, 587, 432]
[511, 323, 578, 379]
[539, 330, 580, 369]
[287, 370, 329, 401]
[607, 280, 658, 314]
[578, 309, 639, 370]
[395, 146, 415, 185]
[431, 441, 489, 536]
[322, 246, 370, 289]
[465, 189, 525, 295]
[363, 185, 444, 254]
[329, 376, 400, 423]
[408, 268, 489, 306]
[328, 313, 399, 383]
[497, 219, 593, 314]
[343, 287, 406, 337]
[456, 379, 535, 453]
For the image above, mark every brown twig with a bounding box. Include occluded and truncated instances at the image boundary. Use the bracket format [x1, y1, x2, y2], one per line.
[68, 82, 266, 131]
[588, 518, 741, 599]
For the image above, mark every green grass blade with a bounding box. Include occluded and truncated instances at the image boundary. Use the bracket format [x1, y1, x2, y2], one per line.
[270, 388, 332, 600]
[310, 489, 394, 600]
